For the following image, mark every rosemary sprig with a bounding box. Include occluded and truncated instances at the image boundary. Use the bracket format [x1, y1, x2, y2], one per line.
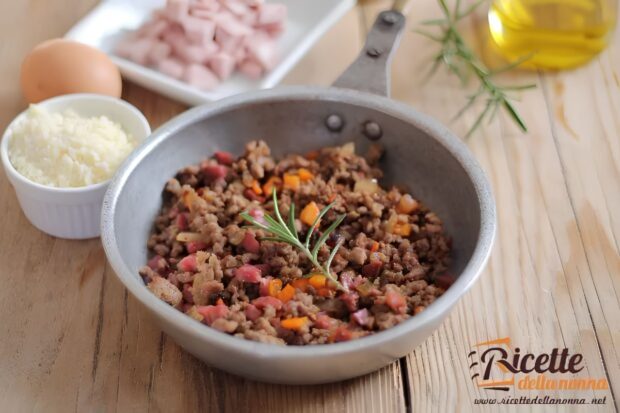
[240, 189, 348, 292]
[416, 0, 536, 138]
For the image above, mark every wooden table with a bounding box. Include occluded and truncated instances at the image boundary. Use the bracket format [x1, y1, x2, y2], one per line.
[1, 1, 618, 411]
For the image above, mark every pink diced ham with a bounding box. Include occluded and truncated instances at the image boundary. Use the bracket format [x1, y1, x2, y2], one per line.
[225, 0, 250, 16]
[148, 41, 172, 63]
[252, 296, 283, 310]
[128, 38, 154, 65]
[351, 308, 370, 326]
[209, 53, 235, 80]
[256, 3, 286, 26]
[186, 241, 207, 253]
[138, 19, 169, 39]
[157, 58, 186, 79]
[176, 212, 189, 230]
[339, 292, 359, 312]
[215, 12, 253, 37]
[175, 42, 215, 64]
[165, 0, 190, 22]
[182, 17, 215, 46]
[214, 151, 234, 165]
[202, 163, 228, 181]
[178, 254, 197, 272]
[245, 35, 277, 70]
[385, 290, 407, 314]
[184, 64, 220, 90]
[196, 304, 229, 325]
[314, 313, 333, 329]
[238, 59, 263, 80]
[241, 231, 260, 254]
[253, 263, 270, 275]
[147, 255, 168, 273]
[234, 264, 262, 283]
[244, 304, 262, 321]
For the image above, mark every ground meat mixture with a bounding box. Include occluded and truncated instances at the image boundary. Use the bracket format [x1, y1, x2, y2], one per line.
[140, 140, 453, 345]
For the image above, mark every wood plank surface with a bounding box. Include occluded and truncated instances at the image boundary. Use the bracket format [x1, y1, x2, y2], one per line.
[0, 0, 618, 412]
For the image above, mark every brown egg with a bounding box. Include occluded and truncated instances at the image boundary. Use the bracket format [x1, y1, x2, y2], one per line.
[20, 39, 122, 103]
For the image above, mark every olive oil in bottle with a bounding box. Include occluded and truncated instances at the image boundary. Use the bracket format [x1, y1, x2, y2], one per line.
[488, 0, 618, 69]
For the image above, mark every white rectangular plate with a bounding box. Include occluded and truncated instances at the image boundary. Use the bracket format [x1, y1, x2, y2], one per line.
[66, 0, 355, 106]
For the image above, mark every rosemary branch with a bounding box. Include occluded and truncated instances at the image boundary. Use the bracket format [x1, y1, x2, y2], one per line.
[240, 189, 348, 292]
[416, 0, 536, 137]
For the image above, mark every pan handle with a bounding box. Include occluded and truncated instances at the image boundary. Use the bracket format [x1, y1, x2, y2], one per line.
[332, 2, 411, 97]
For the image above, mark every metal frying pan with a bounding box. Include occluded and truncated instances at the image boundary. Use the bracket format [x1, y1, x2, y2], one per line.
[101, 1, 496, 384]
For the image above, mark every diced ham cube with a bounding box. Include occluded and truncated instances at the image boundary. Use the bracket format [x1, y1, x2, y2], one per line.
[256, 3, 286, 26]
[209, 53, 235, 80]
[232, 47, 247, 64]
[386, 290, 407, 314]
[252, 296, 283, 310]
[240, 10, 258, 26]
[238, 59, 263, 80]
[175, 41, 217, 64]
[332, 326, 353, 342]
[196, 304, 229, 325]
[201, 163, 228, 181]
[314, 313, 333, 329]
[244, 304, 262, 321]
[128, 38, 154, 65]
[254, 263, 270, 276]
[214, 26, 243, 52]
[242, 0, 265, 7]
[182, 17, 215, 46]
[147, 255, 167, 272]
[184, 64, 220, 90]
[241, 231, 260, 254]
[215, 12, 253, 37]
[351, 308, 370, 326]
[245, 35, 277, 70]
[148, 41, 172, 63]
[186, 241, 207, 253]
[176, 212, 189, 230]
[137, 19, 169, 39]
[224, 0, 250, 16]
[191, 0, 220, 12]
[157, 58, 186, 79]
[214, 151, 234, 165]
[190, 8, 218, 19]
[165, 0, 190, 22]
[234, 264, 262, 283]
[178, 254, 197, 272]
[339, 292, 359, 312]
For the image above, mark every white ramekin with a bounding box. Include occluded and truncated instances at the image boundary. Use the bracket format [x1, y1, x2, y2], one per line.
[0, 94, 151, 239]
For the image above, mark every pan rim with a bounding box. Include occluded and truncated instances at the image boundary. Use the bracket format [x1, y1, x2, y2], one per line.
[101, 85, 496, 361]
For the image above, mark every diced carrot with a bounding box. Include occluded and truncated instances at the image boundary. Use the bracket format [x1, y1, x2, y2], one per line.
[298, 168, 314, 181]
[268, 278, 283, 297]
[396, 194, 419, 214]
[277, 284, 295, 302]
[308, 274, 327, 289]
[393, 223, 412, 237]
[215, 298, 225, 306]
[291, 278, 309, 292]
[370, 241, 379, 253]
[316, 287, 332, 297]
[262, 176, 282, 195]
[283, 173, 300, 191]
[327, 193, 337, 203]
[305, 150, 319, 160]
[251, 180, 263, 195]
[300, 201, 320, 226]
[280, 316, 308, 331]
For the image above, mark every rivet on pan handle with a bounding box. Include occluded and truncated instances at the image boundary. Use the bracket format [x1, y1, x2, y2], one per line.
[332, 0, 411, 97]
